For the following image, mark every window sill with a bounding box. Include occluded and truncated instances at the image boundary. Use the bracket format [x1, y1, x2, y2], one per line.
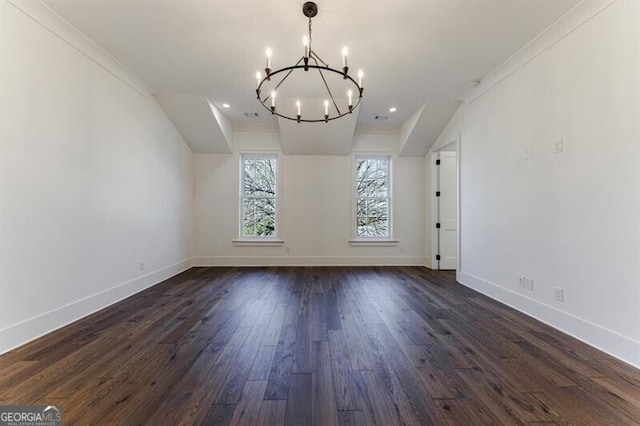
[348, 239, 399, 247]
[232, 239, 285, 247]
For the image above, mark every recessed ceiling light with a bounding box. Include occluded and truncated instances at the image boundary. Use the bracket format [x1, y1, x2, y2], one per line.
[389, 107, 397, 112]
[222, 103, 230, 108]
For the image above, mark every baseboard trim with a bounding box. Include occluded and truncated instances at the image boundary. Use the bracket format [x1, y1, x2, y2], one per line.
[193, 255, 424, 267]
[0, 258, 194, 355]
[458, 271, 640, 369]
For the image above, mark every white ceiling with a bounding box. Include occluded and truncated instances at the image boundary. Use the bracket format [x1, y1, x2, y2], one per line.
[43, 0, 580, 155]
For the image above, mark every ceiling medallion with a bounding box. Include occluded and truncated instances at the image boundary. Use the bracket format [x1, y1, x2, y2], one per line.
[255, 2, 364, 123]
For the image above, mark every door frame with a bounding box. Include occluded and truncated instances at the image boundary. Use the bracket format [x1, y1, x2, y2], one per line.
[430, 133, 461, 277]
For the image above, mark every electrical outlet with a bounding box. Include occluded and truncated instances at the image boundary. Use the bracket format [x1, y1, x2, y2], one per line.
[554, 138, 563, 153]
[525, 277, 534, 291]
[518, 276, 526, 288]
[139, 261, 145, 272]
[553, 287, 564, 302]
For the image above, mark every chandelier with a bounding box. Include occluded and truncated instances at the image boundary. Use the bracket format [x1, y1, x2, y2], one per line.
[255, 2, 364, 123]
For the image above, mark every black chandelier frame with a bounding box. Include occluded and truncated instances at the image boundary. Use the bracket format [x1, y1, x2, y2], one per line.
[255, 2, 364, 123]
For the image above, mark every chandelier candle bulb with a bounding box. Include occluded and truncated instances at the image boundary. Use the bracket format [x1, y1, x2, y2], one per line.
[296, 100, 301, 116]
[348, 89, 353, 112]
[265, 47, 272, 68]
[303, 36, 310, 71]
[342, 46, 348, 68]
[270, 91, 276, 113]
[324, 99, 329, 122]
[255, 72, 262, 89]
[265, 47, 272, 78]
[303, 36, 309, 58]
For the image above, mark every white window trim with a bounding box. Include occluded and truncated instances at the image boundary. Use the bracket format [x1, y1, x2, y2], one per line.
[232, 239, 284, 247]
[350, 153, 396, 245]
[348, 239, 399, 246]
[237, 152, 283, 242]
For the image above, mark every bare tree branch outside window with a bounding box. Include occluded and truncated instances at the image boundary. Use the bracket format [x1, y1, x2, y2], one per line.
[242, 156, 277, 237]
[356, 157, 390, 237]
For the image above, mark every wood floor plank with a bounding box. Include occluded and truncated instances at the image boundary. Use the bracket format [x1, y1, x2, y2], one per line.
[248, 345, 277, 381]
[264, 325, 297, 400]
[432, 398, 499, 426]
[368, 322, 445, 425]
[262, 303, 287, 346]
[590, 376, 640, 411]
[256, 399, 287, 425]
[455, 366, 558, 424]
[311, 340, 339, 426]
[292, 315, 311, 373]
[351, 369, 402, 426]
[337, 410, 366, 426]
[214, 323, 267, 404]
[284, 373, 312, 426]
[327, 330, 361, 411]
[0, 266, 638, 425]
[340, 313, 377, 371]
[229, 380, 267, 426]
[146, 326, 251, 424]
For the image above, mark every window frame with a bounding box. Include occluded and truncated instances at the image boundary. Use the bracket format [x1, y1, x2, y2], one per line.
[351, 154, 395, 243]
[237, 153, 282, 243]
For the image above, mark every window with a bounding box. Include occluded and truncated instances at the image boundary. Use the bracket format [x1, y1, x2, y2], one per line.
[241, 154, 278, 238]
[355, 155, 391, 238]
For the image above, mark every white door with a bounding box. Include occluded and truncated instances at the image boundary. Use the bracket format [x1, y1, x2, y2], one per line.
[437, 151, 457, 270]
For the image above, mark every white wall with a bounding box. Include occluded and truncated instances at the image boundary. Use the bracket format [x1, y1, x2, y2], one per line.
[433, 0, 640, 367]
[194, 131, 426, 266]
[0, 2, 194, 353]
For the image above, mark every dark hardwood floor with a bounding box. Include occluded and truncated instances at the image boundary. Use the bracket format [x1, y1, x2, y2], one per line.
[1, 267, 639, 425]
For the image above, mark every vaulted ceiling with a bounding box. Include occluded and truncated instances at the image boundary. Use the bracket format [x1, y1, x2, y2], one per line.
[43, 0, 580, 156]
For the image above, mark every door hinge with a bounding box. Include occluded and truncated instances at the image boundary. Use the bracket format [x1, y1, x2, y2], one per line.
[436, 254, 441, 261]
[436, 223, 441, 229]
[436, 191, 440, 197]
[436, 159, 441, 165]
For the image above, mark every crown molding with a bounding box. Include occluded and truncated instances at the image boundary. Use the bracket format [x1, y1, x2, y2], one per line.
[7, 0, 154, 96]
[459, 0, 616, 103]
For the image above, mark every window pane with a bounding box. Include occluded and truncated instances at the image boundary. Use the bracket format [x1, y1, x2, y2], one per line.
[253, 197, 275, 236]
[243, 159, 256, 196]
[244, 159, 256, 175]
[357, 197, 367, 217]
[357, 159, 375, 197]
[369, 198, 388, 219]
[252, 179, 269, 197]
[242, 198, 255, 236]
[242, 156, 278, 237]
[355, 157, 390, 238]
[371, 216, 389, 237]
[375, 161, 388, 197]
[368, 199, 389, 237]
[258, 159, 276, 186]
[357, 217, 370, 237]
[243, 197, 276, 237]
